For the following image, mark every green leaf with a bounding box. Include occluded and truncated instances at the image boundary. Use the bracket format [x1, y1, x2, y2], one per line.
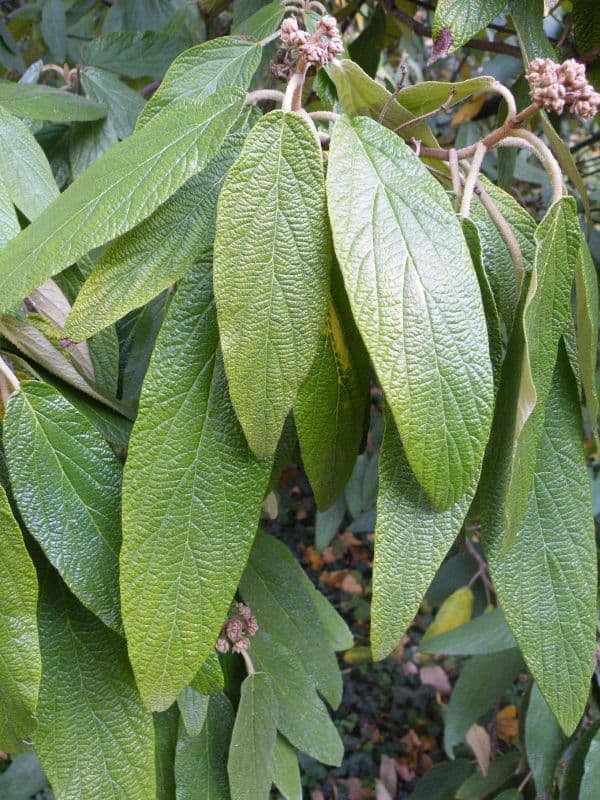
[575, 236, 599, 437]
[419, 607, 516, 655]
[456, 751, 520, 799]
[177, 687, 209, 737]
[240, 530, 342, 708]
[272, 734, 302, 800]
[396, 76, 495, 116]
[309, 586, 353, 652]
[294, 264, 370, 510]
[119, 291, 171, 403]
[154, 706, 179, 800]
[505, 198, 580, 541]
[432, 0, 509, 54]
[214, 110, 332, 456]
[0, 170, 19, 249]
[228, 672, 277, 800]
[121, 258, 272, 711]
[191, 650, 225, 695]
[40, 0, 66, 62]
[137, 36, 262, 129]
[483, 343, 597, 735]
[562, 721, 600, 799]
[0, 80, 106, 121]
[327, 114, 493, 510]
[410, 761, 474, 800]
[525, 683, 566, 796]
[0, 752, 50, 800]
[103, 0, 186, 33]
[35, 569, 156, 800]
[175, 694, 234, 800]
[315, 493, 346, 550]
[444, 649, 525, 756]
[4, 381, 123, 631]
[580, 727, 600, 800]
[0, 105, 58, 220]
[250, 628, 343, 765]
[72, 31, 189, 79]
[231, 0, 285, 39]
[0, 487, 40, 753]
[348, 4, 386, 77]
[372, 408, 474, 660]
[0, 88, 245, 316]
[66, 135, 244, 340]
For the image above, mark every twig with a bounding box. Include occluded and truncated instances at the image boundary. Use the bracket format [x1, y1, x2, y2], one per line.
[240, 649, 256, 675]
[476, 184, 526, 294]
[393, 88, 456, 132]
[309, 110, 340, 123]
[378, 63, 408, 124]
[140, 79, 160, 98]
[246, 89, 286, 105]
[0, 354, 19, 394]
[449, 148, 462, 208]
[282, 61, 309, 112]
[517, 771, 533, 793]
[465, 536, 493, 604]
[460, 141, 487, 218]
[499, 129, 564, 205]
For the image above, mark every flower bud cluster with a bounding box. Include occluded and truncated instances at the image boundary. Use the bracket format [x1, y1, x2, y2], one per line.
[280, 14, 343, 68]
[527, 58, 600, 119]
[215, 603, 259, 654]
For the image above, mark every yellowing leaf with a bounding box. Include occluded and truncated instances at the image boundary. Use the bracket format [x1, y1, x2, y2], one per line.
[422, 586, 474, 642]
[451, 95, 486, 126]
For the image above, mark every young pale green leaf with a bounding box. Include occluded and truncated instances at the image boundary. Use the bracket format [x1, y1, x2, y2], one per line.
[575, 236, 599, 437]
[214, 110, 332, 456]
[121, 258, 272, 711]
[228, 673, 278, 800]
[175, 694, 234, 800]
[505, 198, 580, 541]
[72, 31, 188, 79]
[154, 706, 179, 800]
[137, 36, 262, 128]
[372, 408, 474, 660]
[0, 105, 58, 220]
[239, 530, 342, 709]
[190, 650, 225, 695]
[294, 264, 370, 510]
[0, 171, 19, 248]
[250, 628, 344, 766]
[272, 735, 302, 800]
[0, 88, 245, 316]
[0, 487, 40, 753]
[444, 649, 525, 757]
[35, 569, 156, 800]
[419, 608, 516, 656]
[177, 687, 209, 737]
[4, 381, 123, 632]
[525, 683, 566, 796]
[66, 135, 244, 340]
[580, 727, 600, 800]
[328, 115, 493, 510]
[483, 343, 597, 735]
[432, 0, 509, 55]
[0, 79, 106, 121]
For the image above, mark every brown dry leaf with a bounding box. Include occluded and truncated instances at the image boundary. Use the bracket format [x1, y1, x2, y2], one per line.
[420, 664, 452, 694]
[496, 704, 519, 744]
[311, 792, 325, 800]
[466, 723, 491, 775]
[339, 531, 362, 548]
[320, 569, 363, 595]
[303, 545, 324, 571]
[377, 754, 398, 800]
[321, 546, 338, 564]
[338, 777, 373, 799]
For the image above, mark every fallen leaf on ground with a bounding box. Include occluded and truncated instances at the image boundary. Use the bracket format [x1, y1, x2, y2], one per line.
[420, 665, 452, 694]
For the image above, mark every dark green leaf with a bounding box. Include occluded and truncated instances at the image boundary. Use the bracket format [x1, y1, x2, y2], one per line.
[231, 0, 285, 39]
[121, 258, 272, 711]
[575, 236, 599, 437]
[154, 705, 179, 800]
[580, 727, 600, 800]
[0, 80, 106, 121]
[411, 761, 474, 800]
[456, 751, 520, 799]
[327, 115, 493, 510]
[525, 683, 566, 796]
[419, 608, 516, 655]
[348, 4, 386, 77]
[4, 381, 123, 631]
[0, 88, 244, 315]
[177, 687, 209, 737]
[214, 110, 332, 456]
[315, 493, 346, 551]
[40, 0, 66, 62]
[272, 734, 302, 800]
[72, 31, 189, 79]
[227, 673, 277, 800]
[191, 650, 225, 695]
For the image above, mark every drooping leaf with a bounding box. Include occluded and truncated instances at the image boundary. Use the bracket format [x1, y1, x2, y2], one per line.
[191, 650, 225, 695]
[71, 31, 189, 79]
[0, 104, 58, 220]
[525, 683, 566, 796]
[483, 342, 597, 735]
[371, 408, 474, 660]
[0, 79, 106, 121]
[66, 135, 244, 340]
[327, 115, 493, 510]
[0, 88, 245, 315]
[419, 607, 516, 655]
[294, 264, 370, 510]
[432, 1, 509, 56]
[137, 36, 262, 128]
[4, 381, 123, 631]
[35, 568, 156, 800]
[175, 694, 234, 800]
[227, 673, 278, 800]
[575, 236, 599, 437]
[240, 530, 342, 708]
[396, 76, 495, 115]
[250, 628, 344, 766]
[444, 649, 525, 757]
[505, 197, 580, 541]
[0, 487, 40, 753]
[214, 110, 332, 456]
[272, 734, 302, 800]
[177, 687, 209, 737]
[121, 258, 272, 711]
